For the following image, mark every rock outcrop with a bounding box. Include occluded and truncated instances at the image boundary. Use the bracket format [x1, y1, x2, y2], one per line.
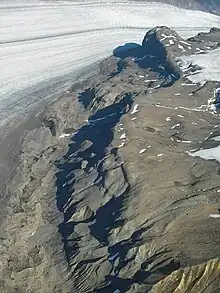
[1, 26, 220, 293]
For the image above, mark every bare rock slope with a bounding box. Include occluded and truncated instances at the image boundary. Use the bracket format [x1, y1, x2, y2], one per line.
[1, 26, 220, 293]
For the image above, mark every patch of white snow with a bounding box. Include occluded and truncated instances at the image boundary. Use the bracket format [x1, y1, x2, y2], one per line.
[139, 148, 146, 154]
[209, 214, 220, 218]
[131, 104, 139, 115]
[59, 133, 71, 139]
[180, 40, 191, 46]
[182, 140, 192, 143]
[180, 48, 220, 83]
[171, 123, 180, 129]
[120, 133, 126, 139]
[211, 136, 220, 141]
[178, 44, 185, 50]
[189, 146, 220, 162]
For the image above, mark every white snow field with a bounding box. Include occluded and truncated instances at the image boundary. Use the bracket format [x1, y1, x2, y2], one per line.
[1, 0, 220, 124]
[181, 48, 220, 83]
[189, 146, 220, 163]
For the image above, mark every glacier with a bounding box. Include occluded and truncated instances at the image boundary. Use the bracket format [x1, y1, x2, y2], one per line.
[1, 0, 220, 124]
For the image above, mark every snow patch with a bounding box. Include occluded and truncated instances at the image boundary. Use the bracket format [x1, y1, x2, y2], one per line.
[180, 40, 191, 46]
[120, 133, 126, 139]
[144, 79, 157, 82]
[178, 44, 185, 50]
[180, 48, 220, 83]
[155, 104, 173, 110]
[182, 140, 192, 143]
[209, 214, 220, 218]
[131, 104, 139, 115]
[139, 148, 146, 154]
[59, 133, 71, 139]
[189, 146, 220, 162]
[211, 136, 220, 141]
[160, 34, 176, 41]
[181, 83, 196, 86]
[171, 123, 180, 129]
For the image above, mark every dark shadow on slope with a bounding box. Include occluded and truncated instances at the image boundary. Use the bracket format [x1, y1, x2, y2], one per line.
[42, 118, 56, 136]
[108, 227, 149, 275]
[95, 276, 133, 293]
[113, 42, 158, 71]
[113, 40, 181, 87]
[102, 226, 180, 291]
[78, 88, 96, 109]
[93, 228, 149, 292]
[55, 93, 134, 262]
[113, 43, 142, 59]
[89, 187, 128, 246]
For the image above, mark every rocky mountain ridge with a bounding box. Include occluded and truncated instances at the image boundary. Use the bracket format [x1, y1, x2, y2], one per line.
[1, 26, 220, 293]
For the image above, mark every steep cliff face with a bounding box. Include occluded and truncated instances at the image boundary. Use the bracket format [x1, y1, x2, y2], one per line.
[1, 27, 220, 293]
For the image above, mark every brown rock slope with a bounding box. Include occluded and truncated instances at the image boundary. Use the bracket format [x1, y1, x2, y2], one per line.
[1, 27, 220, 293]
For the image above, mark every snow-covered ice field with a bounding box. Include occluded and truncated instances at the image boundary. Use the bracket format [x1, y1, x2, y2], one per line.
[1, 0, 220, 124]
[181, 48, 220, 83]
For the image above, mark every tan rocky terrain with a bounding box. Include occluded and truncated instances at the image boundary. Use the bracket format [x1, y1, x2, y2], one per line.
[1, 26, 220, 293]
